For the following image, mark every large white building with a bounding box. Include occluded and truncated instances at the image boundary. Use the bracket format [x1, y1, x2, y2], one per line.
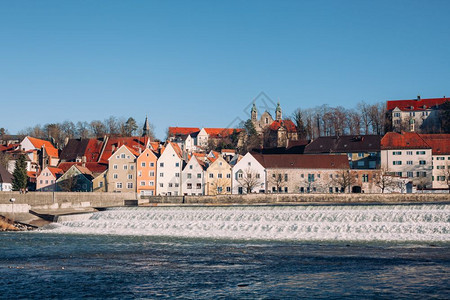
[231, 152, 266, 194]
[182, 156, 206, 196]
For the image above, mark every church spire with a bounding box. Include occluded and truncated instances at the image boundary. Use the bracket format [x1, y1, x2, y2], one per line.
[251, 102, 258, 122]
[275, 102, 282, 121]
[142, 115, 150, 137]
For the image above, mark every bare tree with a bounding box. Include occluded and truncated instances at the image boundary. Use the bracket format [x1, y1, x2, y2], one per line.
[440, 162, 450, 193]
[373, 168, 397, 193]
[90, 120, 106, 138]
[369, 103, 386, 135]
[357, 101, 372, 134]
[209, 178, 230, 195]
[347, 109, 362, 135]
[0, 151, 11, 169]
[104, 116, 119, 136]
[237, 168, 262, 193]
[331, 170, 356, 193]
[76, 121, 91, 139]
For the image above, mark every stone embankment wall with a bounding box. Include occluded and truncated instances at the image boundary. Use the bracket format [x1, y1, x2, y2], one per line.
[142, 193, 450, 205]
[0, 192, 136, 212]
[0, 192, 449, 212]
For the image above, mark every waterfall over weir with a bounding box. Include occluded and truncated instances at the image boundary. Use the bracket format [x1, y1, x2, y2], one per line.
[45, 204, 450, 242]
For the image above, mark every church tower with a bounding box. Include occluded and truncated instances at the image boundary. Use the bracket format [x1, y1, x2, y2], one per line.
[142, 115, 150, 137]
[251, 102, 258, 122]
[275, 102, 282, 121]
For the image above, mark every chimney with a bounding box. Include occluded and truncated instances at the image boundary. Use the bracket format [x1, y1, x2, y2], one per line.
[82, 156, 86, 167]
[417, 95, 421, 100]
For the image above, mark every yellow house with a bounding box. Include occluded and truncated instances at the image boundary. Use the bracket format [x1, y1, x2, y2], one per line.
[205, 156, 232, 195]
[92, 170, 108, 192]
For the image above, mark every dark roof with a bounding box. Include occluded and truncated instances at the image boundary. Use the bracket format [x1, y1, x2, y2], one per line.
[60, 139, 90, 161]
[304, 135, 382, 154]
[251, 153, 349, 169]
[254, 139, 310, 154]
[0, 165, 13, 184]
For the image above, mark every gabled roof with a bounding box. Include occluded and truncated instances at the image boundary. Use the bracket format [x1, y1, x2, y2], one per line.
[419, 134, 450, 155]
[387, 97, 448, 111]
[0, 165, 13, 184]
[269, 120, 297, 133]
[99, 136, 149, 164]
[26, 137, 59, 158]
[204, 128, 242, 138]
[305, 135, 381, 154]
[380, 132, 430, 150]
[168, 127, 200, 137]
[252, 153, 349, 169]
[58, 162, 108, 174]
[45, 167, 64, 178]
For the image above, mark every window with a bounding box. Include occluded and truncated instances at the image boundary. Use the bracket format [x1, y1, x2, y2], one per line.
[196, 183, 201, 189]
[407, 172, 413, 178]
[284, 187, 288, 193]
[150, 163, 154, 167]
[169, 183, 173, 187]
[217, 187, 223, 193]
[357, 161, 364, 166]
[256, 173, 260, 179]
[149, 171, 155, 177]
[358, 152, 365, 157]
[393, 161, 402, 165]
[116, 182, 122, 189]
[393, 151, 402, 155]
[209, 174, 214, 178]
[175, 162, 179, 167]
[407, 151, 413, 155]
[437, 157, 445, 160]
[128, 174, 133, 180]
[189, 165, 193, 169]
[300, 174, 304, 178]
[175, 173, 180, 177]
[419, 160, 426, 165]
[140, 181, 146, 186]
[308, 174, 315, 182]
[99, 182, 103, 187]
[226, 187, 231, 192]
[197, 173, 201, 178]
[127, 182, 133, 189]
[248, 162, 251, 166]
[138, 171, 142, 176]
[226, 174, 231, 179]
[45, 180, 48, 184]
[396, 172, 402, 177]
[329, 187, 333, 193]
[394, 112, 400, 117]
[362, 174, 369, 182]
[160, 162, 164, 167]
[300, 187, 304, 193]
[175, 183, 179, 187]
[284, 174, 288, 181]
[187, 183, 192, 189]
[123, 165, 128, 170]
[113, 164, 118, 170]
[407, 161, 413, 165]
[187, 173, 192, 179]
[218, 173, 222, 178]
[141, 162, 146, 167]
[121, 154, 126, 159]
[113, 174, 118, 179]
[149, 181, 154, 186]
[130, 165, 134, 170]
[159, 183, 163, 187]
[160, 173, 164, 177]
[416, 151, 426, 155]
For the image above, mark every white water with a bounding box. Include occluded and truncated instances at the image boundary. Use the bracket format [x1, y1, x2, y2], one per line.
[43, 204, 450, 242]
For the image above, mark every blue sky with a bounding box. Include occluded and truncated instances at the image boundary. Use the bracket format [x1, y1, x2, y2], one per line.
[1, 0, 449, 139]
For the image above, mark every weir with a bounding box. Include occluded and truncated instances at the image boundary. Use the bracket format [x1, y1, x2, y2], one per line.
[43, 204, 450, 242]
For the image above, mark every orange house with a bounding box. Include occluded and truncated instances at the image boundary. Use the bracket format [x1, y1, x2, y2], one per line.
[136, 148, 159, 196]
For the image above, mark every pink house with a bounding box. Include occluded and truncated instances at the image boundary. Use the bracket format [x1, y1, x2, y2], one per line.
[36, 166, 63, 191]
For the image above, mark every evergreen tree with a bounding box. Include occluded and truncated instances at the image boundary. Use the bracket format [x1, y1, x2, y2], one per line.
[440, 101, 450, 133]
[12, 154, 28, 191]
[124, 117, 138, 136]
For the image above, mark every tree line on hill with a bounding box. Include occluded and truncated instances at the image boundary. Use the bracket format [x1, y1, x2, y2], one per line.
[6, 116, 155, 148]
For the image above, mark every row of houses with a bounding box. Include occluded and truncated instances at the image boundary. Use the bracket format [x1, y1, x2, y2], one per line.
[1, 130, 448, 194]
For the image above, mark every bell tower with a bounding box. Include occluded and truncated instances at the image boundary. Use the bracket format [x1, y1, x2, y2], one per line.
[275, 102, 282, 121]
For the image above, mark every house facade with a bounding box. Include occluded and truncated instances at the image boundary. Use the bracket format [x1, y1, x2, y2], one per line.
[420, 134, 450, 189]
[136, 148, 158, 196]
[231, 152, 266, 194]
[381, 132, 433, 189]
[36, 166, 63, 191]
[387, 96, 448, 133]
[0, 165, 13, 191]
[205, 156, 232, 195]
[107, 145, 137, 193]
[182, 156, 206, 195]
[156, 143, 183, 196]
[56, 165, 94, 192]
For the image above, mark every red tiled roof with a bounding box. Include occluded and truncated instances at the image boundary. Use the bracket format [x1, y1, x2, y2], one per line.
[221, 149, 236, 154]
[386, 97, 448, 111]
[27, 137, 59, 158]
[269, 120, 297, 133]
[98, 136, 149, 164]
[204, 128, 242, 138]
[419, 134, 450, 155]
[381, 132, 430, 150]
[58, 162, 108, 174]
[170, 142, 183, 159]
[150, 142, 160, 151]
[47, 167, 64, 177]
[168, 127, 200, 136]
[252, 153, 349, 169]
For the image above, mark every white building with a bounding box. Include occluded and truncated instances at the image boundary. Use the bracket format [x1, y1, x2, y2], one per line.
[232, 152, 266, 194]
[156, 143, 184, 196]
[182, 156, 206, 195]
[0, 165, 13, 191]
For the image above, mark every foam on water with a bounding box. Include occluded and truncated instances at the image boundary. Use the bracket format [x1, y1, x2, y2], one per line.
[42, 204, 450, 242]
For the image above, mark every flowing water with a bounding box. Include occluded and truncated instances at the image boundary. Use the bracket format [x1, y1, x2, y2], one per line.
[1, 203, 449, 299]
